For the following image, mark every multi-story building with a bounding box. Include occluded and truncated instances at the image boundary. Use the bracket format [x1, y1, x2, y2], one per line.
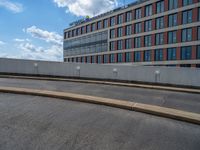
[63, 0, 200, 67]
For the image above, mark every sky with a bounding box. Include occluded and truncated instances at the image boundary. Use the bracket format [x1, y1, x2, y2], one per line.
[0, 0, 134, 61]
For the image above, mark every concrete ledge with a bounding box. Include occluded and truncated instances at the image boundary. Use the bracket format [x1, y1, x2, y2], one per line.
[0, 86, 200, 125]
[0, 75, 200, 94]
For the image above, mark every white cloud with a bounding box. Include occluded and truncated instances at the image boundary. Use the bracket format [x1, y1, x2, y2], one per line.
[53, 0, 118, 17]
[14, 38, 31, 42]
[16, 26, 63, 61]
[0, 0, 23, 13]
[18, 42, 63, 61]
[0, 40, 5, 45]
[25, 26, 63, 46]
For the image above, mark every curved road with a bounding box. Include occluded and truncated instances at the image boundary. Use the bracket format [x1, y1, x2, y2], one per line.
[0, 77, 200, 113]
[0, 93, 199, 150]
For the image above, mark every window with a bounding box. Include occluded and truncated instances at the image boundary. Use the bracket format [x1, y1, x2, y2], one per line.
[110, 54, 115, 63]
[117, 27, 123, 37]
[182, 28, 192, 42]
[72, 29, 76, 37]
[125, 38, 132, 49]
[144, 35, 152, 47]
[97, 55, 102, 64]
[145, 20, 152, 32]
[110, 42, 115, 51]
[181, 46, 192, 60]
[134, 37, 141, 48]
[91, 23, 95, 31]
[97, 21, 101, 30]
[91, 56, 96, 63]
[145, 5, 152, 16]
[156, 33, 164, 45]
[118, 14, 123, 24]
[134, 51, 141, 62]
[126, 25, 132, 35]
[197, 45, 200, 59]
[110, 17, 115, 26]
[168, 13, 177, 27]
[156, 1, 164, 13]
[156, 17, 164, 29]
[125, 52, 131, 62]
[168, 31, 177, 44]
[182, 10, 192, 24]
[110, 29, 115, 39]
[183, 0, 193, 6]
[167, 48, 176, 60]
[81, 27, 85, 34]
[169, 0, 178, 10]
[117, 53, 123, 63]
[117, 40, 123, 50]
[86, 25, 91, 33]
[103, 55, 109, 63]
[77, 28, 81, 35]
[135, 22, 142, 33]
[135, 8, 142, 19]
[155, 49, 163, 61]
[144, 50, 151, 61]
[198, 27, 200, 40]
[103, 19, 108, 28]
[126, 11, 132, 22]
[87, 56, 91, 63]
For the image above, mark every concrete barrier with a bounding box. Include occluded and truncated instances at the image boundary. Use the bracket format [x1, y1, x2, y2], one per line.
[0, 58, 200, 87]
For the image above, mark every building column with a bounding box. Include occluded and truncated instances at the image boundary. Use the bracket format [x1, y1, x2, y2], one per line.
[151, 49, 155, 62]
[131, 52, 134, 62]
[140, 51, 144, 62]
[141, 6, 145, 18]
[152, 19, 156, 31]
[176, 47, 181, 60]
[123, 39, 126, 50]
[115, 41, 118, 51]
[122, 53, 126, 62]
[115, 53, 118, 63]
[164, 15, 168, 28]
[152, 34, 155, 46]
[192, 45, 197, 60]
[164, 0, 168, 11]
[177, 12, 182, 25]
[178, 0, 183, 8]
[152, 2, 156, 15]
[123, 26, 126, 36]
[193, 7, 198, 22]
[177, 29, 182, 43]
[192, 26, 198, 41]
[163, 48, 167, 61]
[164, 32, 168, 45]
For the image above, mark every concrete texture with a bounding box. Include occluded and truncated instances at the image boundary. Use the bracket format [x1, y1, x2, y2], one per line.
[0, 86, 200, 125]
[0, 58, 200, 87]
[0, 78, 200, 114]
[1, 75, 200, 94]
[0, 93, 200, 150]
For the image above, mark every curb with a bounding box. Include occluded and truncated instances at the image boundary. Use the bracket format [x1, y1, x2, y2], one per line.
[0, 86, 200, 125]
[0, 75, 200, 94]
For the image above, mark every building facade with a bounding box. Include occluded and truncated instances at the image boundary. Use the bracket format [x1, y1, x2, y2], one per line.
[63, 0, 200, 67]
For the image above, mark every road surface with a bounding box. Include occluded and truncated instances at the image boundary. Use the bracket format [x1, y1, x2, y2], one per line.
[0, 93, 199, 150]
[0, 77, 199, 113]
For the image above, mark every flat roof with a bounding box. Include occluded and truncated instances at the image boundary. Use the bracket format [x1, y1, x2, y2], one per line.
[65, 0, 149, 31]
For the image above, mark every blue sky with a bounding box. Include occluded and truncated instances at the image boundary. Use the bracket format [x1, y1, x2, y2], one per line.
[0, 0, 134, 61]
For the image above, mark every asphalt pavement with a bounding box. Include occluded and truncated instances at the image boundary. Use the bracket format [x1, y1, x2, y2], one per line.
[0, 78, 199, 113]
[0, 93, 199, 150]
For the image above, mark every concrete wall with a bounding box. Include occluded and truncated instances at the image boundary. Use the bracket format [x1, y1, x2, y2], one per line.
[0, 58, 200, 87]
